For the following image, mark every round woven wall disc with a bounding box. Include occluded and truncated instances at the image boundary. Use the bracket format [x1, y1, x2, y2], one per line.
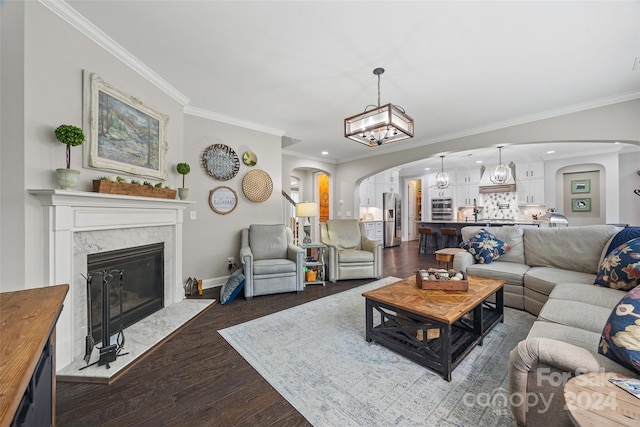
[242, 169, 273, 202]
[201, 144, 240, 181]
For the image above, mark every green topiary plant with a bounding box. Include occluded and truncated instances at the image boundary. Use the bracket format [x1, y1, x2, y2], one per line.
[176, 163, 191, 188]
[54, 125, 85, 169]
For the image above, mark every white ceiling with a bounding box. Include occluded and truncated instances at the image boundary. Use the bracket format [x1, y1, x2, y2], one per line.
[65, 1, 640, 170]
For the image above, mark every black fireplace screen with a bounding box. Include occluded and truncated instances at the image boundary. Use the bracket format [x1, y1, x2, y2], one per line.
[87, 242, 164, 344]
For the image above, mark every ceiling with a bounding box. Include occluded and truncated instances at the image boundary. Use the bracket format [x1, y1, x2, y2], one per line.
[65, 1, 640, 170]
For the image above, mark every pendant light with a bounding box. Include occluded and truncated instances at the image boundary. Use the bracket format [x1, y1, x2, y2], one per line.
[435, 155, 450, 189]
[344, 67, 414, 147]
[491, 146, 510, 184]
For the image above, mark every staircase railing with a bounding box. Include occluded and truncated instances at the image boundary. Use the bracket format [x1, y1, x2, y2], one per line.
[282, 190, 300, 244]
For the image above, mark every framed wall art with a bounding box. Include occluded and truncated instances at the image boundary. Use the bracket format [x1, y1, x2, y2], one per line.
[571, 179, 590, 194]
[572, 198, 591, 212]
[83, 71, 169, 180]
[209, 186, 238, 215]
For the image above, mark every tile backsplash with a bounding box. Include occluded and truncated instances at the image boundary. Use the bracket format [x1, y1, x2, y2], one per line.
[457, 192, 546, 221]
[480, 192, 518, 219]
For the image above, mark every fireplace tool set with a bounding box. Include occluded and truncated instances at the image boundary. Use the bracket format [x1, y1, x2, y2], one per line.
[80, 269, 129, 370]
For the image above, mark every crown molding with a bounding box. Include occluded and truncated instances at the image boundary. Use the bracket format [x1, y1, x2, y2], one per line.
[184, 105, 286, 137]
[39, 0, 190, 106]
[282, 149, 338, 164]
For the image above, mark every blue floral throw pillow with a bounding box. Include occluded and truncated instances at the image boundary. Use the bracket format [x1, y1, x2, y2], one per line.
[594, 236, 640, 291]
[220, 268, 245, 304]
[599, 285, 640, 374]
[459, 229, 510, 264]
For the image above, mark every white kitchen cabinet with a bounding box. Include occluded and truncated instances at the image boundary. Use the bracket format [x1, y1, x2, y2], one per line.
[517, 179, 545, 205]
[375, 221, 383, 241]
[375, 182, 397, 208]
[360, 170, 399, 209]
[377, 170, 398, 185]
[455, 184, 480, 207]
[363, 221, 383, 241]
[516, 161, 544, 180]
[455, 168, 482, 185]
[429, 186, 453, 199]
[516, 160, 545, 205]
[359, 178, 376, 207]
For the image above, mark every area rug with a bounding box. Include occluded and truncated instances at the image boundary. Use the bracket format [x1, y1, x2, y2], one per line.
[219, 277, 535, 426]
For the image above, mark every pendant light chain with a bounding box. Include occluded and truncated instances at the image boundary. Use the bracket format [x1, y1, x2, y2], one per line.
[377, 72, 381, 107]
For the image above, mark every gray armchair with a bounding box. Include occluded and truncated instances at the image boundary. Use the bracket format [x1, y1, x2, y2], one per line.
[240, 224, 305, 299]
[320, 219, 383, 283]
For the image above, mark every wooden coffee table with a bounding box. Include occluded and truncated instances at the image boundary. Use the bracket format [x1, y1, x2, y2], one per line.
[362, 275, 504, 381]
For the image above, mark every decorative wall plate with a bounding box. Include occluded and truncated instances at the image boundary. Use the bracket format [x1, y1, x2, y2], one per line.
[242, 151, 257, 166]
[209, 186, 238, 215]
[201, 144, 240, 181]
[242, 169, 273, 203]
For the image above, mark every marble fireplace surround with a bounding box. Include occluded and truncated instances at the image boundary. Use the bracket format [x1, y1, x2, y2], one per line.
[29, 190, 195, 371]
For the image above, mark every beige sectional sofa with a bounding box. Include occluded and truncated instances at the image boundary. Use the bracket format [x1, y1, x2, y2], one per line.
[452, 224, 635, 426]
[509, 282, 634, 426]
[453, 224, 621, 315]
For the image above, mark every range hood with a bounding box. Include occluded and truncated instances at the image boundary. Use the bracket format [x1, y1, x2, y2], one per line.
[478, 164, 516, 193]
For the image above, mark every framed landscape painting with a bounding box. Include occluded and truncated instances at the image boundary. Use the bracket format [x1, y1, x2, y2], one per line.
[83, 71, 169, 180]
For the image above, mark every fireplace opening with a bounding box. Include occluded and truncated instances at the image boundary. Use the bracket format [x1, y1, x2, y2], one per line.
[87, 243, 164, 343]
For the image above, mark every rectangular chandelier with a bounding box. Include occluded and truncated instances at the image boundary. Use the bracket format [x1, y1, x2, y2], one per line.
[344, 103, 414, 147]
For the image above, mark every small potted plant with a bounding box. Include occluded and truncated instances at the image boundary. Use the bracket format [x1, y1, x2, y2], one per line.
[54, 124, 85, 189]
[176, 162, 191, 200]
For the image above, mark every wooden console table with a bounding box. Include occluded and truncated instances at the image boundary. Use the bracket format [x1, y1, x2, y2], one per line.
[0, 284, 68, 427]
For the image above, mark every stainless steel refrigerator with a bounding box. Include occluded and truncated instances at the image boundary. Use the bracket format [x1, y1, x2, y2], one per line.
[383, 192, 401, 247]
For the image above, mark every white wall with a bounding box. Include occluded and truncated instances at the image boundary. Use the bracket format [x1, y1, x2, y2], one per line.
[1, 2, 186, 292]
[182, 114, 283, 286]
[0, 1, 26, 291]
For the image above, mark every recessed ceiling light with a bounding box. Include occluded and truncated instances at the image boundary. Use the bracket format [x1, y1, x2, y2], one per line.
[614, 142, 621, 145]
[475, 160, 483, 164]
[546, 150, 555, 154]
[321, 151, 328, 155]
[424, 167, 430, 171]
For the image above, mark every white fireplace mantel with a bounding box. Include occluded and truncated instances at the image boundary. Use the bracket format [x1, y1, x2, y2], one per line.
[29, 189, 195, 370]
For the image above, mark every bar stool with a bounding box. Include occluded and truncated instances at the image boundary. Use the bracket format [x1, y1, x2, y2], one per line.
[440, 228, 461, 248]
[418, 227, 438, 254]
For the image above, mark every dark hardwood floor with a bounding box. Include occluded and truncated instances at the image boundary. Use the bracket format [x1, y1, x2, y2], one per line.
[56, 240, 437, 426]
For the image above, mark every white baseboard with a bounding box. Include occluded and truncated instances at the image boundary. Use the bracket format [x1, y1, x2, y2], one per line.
[202, 276, 226, 289]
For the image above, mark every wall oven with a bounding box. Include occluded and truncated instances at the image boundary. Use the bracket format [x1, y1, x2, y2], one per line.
[431, 198, 453, 221]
